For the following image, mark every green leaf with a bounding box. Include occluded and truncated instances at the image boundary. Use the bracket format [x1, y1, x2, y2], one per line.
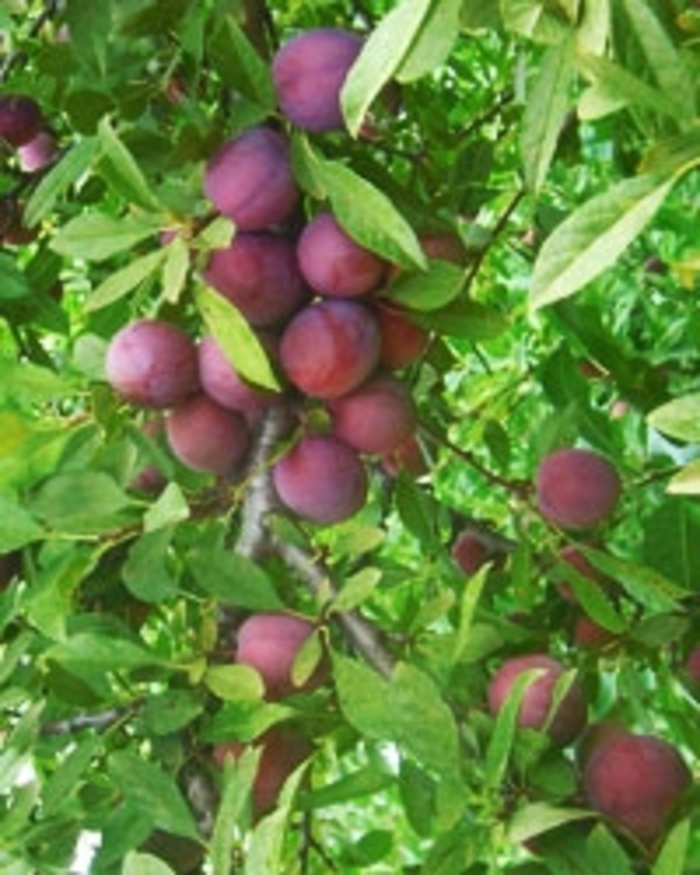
[123, 852, 177, 875]
[46, 632, 169, 672]
[394, 473, 438, 547]
[208, 16, 275, 111]
[195, 284, 280, 391]
[186, 543, 284, 611]
[0, 494, 44, 552]
[28, 471, 135, 535]
[66, 0, 112, 77]
[396, 0, 462, 82]
[501, 0, 571, 43]
[340, 0, 433, 136]
[25, 138, 97, 227]
[161, 236, 190, 304]
[555, 554, 627, 633]
[530, 173, 675, 310]
[643, 502, 700, 592]
[386, 261, 464, 311]
[652, 819, 690, 875]
[97, 118, 163, 212]
[43, 735, 100, 817]
[521, 39, 574, 192]
[142, 690, 203, 735]
[333, 653, 394, 740]
[123, 528, 178, 604]
[668, 460, 700, 496]
[585, 825, 634, 875]
[51, 213, 159, 261]
[143, 482, 190, 533]
[87, 247, 168, 311]
[412, 298, 509, 340]
[508, 802, 595, 843]
[0, 254, 30, 300]
[204, 665, 265, 702]
[452, 567, 490, 664]
[580, 546, 688, 612]
[210, 750, 261, 875]
[647, 394, 700, 443]
[316, 158, 426, 271]
[330, 567, 382, 613]
[0, 359, 72, 402]
[297, 765, 394, 811]
[577, 54, 679, 121]
[621, 0, 695, 121]
[108, 751, 199, 840]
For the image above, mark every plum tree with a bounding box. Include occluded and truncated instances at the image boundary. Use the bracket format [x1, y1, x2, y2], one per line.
[235, 612, 327, 700]
[280, 299, 381, 398]
[297, 212, 387, 298]
[203, 127, 299, 231]
[0, 94, 43, 147]
[198, 335, 281, 424]
[105, 319, 200, 409]
[273, 434, 367, 524]
[375, 304, 429, 369]
[451, 529, 491, 576]
[536, 448, 621, 530]
[583, 733, 691, 846]
[328, 374, 415, 456]
[166, 395, 250, 475]
[203, 232, 309, 328]
[213, 726, 312, 819]
[272, 28, 363, 132]
[488, 654, 587, 746]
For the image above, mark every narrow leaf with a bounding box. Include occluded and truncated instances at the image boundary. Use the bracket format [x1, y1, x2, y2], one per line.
[87, 248, 167, 311]
[97, 118, 163, 212]
[652, 819, 690, 875]
[24, 138, 97, 227]
[521, 39, 574, 192]
[647, 394, 700, 443]
[195, 284, 280, 390]
[386, 261, 464, 311]
[51, 213, 158, 261]
[396, 0, 462, 83]
[341, 0, 432, 136]
[530, 173, 675, 310]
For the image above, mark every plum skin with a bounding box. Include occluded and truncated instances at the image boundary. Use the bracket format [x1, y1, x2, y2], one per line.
[166, 395, 250, 475]
[488, 653, 587, 746]
[273, 434, 367, 524]
[272, 28, 363, 132]
[536, 448, 621, 530]
[235, 613, 327, 700]
[583, 733, 691, 846]
[105, 319, 200, 409]
[280, 299, 381, 399]
[198, 335, 280, 425]
[381, 433, 428, 478]
[375, 304, 429, 369]
[204, 232, 309, 328]
[328, 374, 415, 456]
[203, 127, 299, 231]
[297, 212, 387, 298]
[452, 531, 490, 576]
[0, 94, 43, 147]
[213, 726, 311, 818]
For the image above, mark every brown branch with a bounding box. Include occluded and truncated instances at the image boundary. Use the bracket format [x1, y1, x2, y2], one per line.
[41, 706, 133, 736]
[463, 188, 526, 291]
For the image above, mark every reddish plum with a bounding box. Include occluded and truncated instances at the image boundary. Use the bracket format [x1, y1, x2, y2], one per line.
[452, 530, 491, 576]
[328, 374, 415, 456]
[166, 395, 249, 475]
[488, 653, 587, 746]
[280, 300, 380, 399]
[0, 94, 43, 147]
[105, 320, 199, 409]
[17, 130, 57, 173]
[297, 212, 386, 298]
[203, 127, 299, 231]
[536, 448, 621, 530]
[375, 304, 429, 369]
[272, 28, 363, 132]
[204, 232, 309, 328]
[273, 434, 367, 524]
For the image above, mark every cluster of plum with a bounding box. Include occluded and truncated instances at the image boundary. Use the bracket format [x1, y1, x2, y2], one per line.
[106, 28, 446, 520]
[0, 93, 58, 244]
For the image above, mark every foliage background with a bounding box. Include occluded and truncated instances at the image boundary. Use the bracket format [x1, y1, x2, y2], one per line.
[1, 0, 700, 872]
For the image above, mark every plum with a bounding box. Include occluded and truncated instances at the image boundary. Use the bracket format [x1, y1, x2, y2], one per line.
[203, 127, 299, 231]
[203, 232, 309, 328]
[280, 300, 380, 399]
[488, 653, 587, 746]
[328, 373, 415, 456]
[536, 448, 621, 530]
[166, 394, 249, 475]
[297, 212, 387, 298]
[17, 130, 57, 173]
[583, 733, 691, 846]
[105, 319, 199, 409]
[573, 615, 617, 650]
[0, 94, 43, 147]
[375, 304, 429, 369]
[451, 530, 491, 576]
[273, 434, 367, 524]
[198, 335, 281, 425]
[272, 28, 363, 132]
[381, 433, 428, 478]
[129, 416, 168, 494]
[235, 612, 327, 700]
[556, 543, 609, 603]
[213, 726, 311, 819]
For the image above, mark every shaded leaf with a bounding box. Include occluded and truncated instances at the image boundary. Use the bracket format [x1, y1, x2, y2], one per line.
[97, 117, 163, 212]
